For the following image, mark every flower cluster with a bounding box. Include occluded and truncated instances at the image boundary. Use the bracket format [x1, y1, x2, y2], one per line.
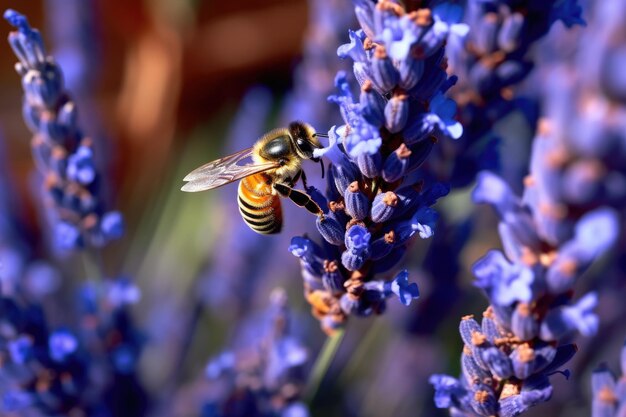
[591, 341, 626, 417]
[200, 289, 309, 417]
[429, 1, 625, 413]
[524, 2, 626, 243]
[429, 0, 585, 188]
[0, 292, 87, 416]
[429, 168, 618, 416]
[4, 9, 123, 250]
[289, 0, 464, 333]
[0, 274, 145, 417]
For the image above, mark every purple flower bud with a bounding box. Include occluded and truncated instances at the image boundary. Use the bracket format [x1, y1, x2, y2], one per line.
[591, 364, 617, 417]
[461, 350, 491, 386]
[470, 384, 498, 416]
[8, 336, 33, 364]
[481, 314, 501, 343]
[337, 29, 367, 62]
[353, 61, 377, 92]
[510, 344, 537, 380]
[482, 346, 513, 379]
[5, 9, 46, 69]
[402, 115, 432, 145]
[499, 375, 553, 417]
[67, 145, 96, 185]
[340, 293, 361, 315]
[495, 61, 533, 88]
[22, 63, 63, 109]
[344, 182, 370, 220]
[387, 270, 419, 306]
[473, 250, 534, 306]
[316, 216, 345, 246]
[356, 152, 382, 179]
[382, 144, 411, 182]
[429, 374, 467, 409]
[289, 236, 324, 275]
[49, 145, 67, 178]
[540, 292, 598, 341]
[497, 12, 523, 52]
[369, 231, 395, 260]
[384, 91, 409, 133]
[475, 13, 499, 56]
[354, 2, 375, 39]
[55, 221, 82, 250]
[405, 137, 436, 174]
[341, 224, 371, 270]
[331, 160, 360, 195]
[398, 55, 424, 90]
[371, 192, 399, 223]
[359, 80, 385, 127]
[511, 303, 539, 340]
[459, 316, 483, 347]
[101, 211, 124, 241]
[49, 329, 78, 362]
[57, 100, 78, 135]
[546, 208, 618, 293]
[322, 260, 344, 295]
[39, 111, 64, 142]
[370, 45, 399, 93]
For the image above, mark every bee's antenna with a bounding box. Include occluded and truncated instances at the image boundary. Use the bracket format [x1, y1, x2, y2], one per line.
[315, 132, 329, 138]
[319, 159, 325, 179]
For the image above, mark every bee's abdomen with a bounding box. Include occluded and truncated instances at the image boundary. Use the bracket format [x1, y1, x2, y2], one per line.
[238, 174, 282, 234]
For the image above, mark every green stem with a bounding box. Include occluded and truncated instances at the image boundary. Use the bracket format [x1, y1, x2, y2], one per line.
[305, 327, 346, 404]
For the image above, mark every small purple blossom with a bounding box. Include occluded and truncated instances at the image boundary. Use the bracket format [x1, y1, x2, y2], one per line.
[48, 329, 78, 362]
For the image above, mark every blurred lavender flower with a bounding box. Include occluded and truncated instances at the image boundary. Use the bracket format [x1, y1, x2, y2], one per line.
[430, 1, 626, 413]
[4, 9, 123, 251]
[0, 272, 146, 417]
[429, 169, 617, 416]
[428, 0, 585, 189]
[199, 289, 309, 417]
[290, 0, 464, 333]
[591, 341, 626, 417]
[0, 281, 90, 416]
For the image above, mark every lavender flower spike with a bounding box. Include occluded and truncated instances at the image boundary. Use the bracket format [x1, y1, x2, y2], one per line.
[5, 9, 123, 250]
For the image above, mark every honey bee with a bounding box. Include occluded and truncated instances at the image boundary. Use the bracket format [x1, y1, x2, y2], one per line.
[181, 121, 327, 234]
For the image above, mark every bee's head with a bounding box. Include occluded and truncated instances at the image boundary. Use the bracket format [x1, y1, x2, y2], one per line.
[289, 121, 324, 160]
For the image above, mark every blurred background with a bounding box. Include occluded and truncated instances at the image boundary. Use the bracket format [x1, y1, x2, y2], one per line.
[0, 1, 624, 416]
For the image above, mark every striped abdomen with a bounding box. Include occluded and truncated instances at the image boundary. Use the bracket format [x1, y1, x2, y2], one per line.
[237, 173, 282, 234]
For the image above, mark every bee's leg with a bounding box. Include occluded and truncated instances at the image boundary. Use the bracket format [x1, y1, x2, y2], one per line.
[274, 183, 323, 217]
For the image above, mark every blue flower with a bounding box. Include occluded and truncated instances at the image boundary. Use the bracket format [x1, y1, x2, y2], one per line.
[540, 292, 599, 341]
[425, 92, 463, 140]
[48, 329, 78, 362]
[101, 211, 125, 240]
[106, 277, 141, 307]
[337, 29, 367, 62]
[377, 15, 420, 61]
[66, 145, 96, 185]
[550, 0, 586, 27]
[387, 270, 419, 306]
[7, 335, 33, 364]
[473, 250, 534, 306]
[429, 374, 466, 408]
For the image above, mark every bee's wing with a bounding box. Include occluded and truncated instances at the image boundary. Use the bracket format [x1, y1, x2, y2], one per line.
[181, 147, 279, 192]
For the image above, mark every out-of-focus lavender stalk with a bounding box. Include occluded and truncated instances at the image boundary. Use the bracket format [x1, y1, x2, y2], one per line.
[591, 340, 626, 417]
[174, 289, 309, 417]
[428, 0, 585, 188]
[4, 9, 123, 251]
[429, 0, 625, 414]
[289, 0, 470, 333]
